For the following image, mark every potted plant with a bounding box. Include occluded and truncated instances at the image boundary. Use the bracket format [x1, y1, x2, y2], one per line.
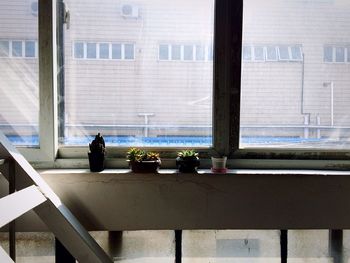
[126, 148, 161, 173]
[176, 150, 200, 173]
[88, 133, 106, 172]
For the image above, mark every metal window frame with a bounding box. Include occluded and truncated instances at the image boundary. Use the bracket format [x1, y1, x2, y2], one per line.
[19, 0, 57, 163]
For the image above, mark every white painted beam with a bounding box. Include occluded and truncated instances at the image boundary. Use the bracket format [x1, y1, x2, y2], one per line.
[0, 132, 113, 263]
[0, 245, 14, 263]
[0, 186, 46, 228]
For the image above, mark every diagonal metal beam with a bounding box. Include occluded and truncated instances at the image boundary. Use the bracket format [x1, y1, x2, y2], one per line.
[0, 185, 46, 228]
[0, 132, 113, 263]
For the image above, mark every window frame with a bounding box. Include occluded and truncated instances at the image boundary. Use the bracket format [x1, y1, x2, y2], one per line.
[19, 0, 350, 169]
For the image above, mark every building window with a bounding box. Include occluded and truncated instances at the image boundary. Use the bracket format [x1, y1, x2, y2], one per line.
[159, 44, 169, 60]
[171, 45, 181, 60]
[278, 45, 289, 60]
[266, 46, 277, 61]
[25, 41, 36, 58]
[290, 46, 302, 61]
[253, 46, 265, 61]
[324, 46, 333, 62]
[184, 45, 194, 61]
[0, 41, 9, 57]
[124, 44, 134, 60]
[86, 43, 97, 59]
[195, 45, 205, 61]
[160, 44, 213, 62]
[335, 47, 345, 62]
[74, 42, 84, 58]
[112, 44, 122, 59]
[12, 41, 23, 57]
[99, 43, 109, 59]
[323, 46, 350, 63]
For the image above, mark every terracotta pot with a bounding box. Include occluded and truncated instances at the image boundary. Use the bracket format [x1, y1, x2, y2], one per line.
[88, 152, 105, 172]
[129, 160, 161, 173]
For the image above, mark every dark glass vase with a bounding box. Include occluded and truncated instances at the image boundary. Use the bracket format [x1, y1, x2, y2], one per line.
[88, 152, 105, 172]
[176, 157, 200, 173]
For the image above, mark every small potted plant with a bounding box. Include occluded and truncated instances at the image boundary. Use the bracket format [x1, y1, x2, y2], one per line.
[88, 133, 106, 172]
[176, 150, 200, 173]
[126, 148, 161, 173]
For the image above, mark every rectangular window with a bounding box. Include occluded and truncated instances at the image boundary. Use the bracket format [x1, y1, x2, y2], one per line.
[159, 44, 169, 60]
[74, 42, 84, 58]
[243, 46, 252, 61]
[0, 41, 9, 57]
[348, 47, 350, 62]
[0, 1, 39, 146]
[278, 45, 290, 60]
[184, 45, 194, 61]
[99, 43, 109, 59]
[253, 46, 265, 61]
[12, 41, 23, 57]
[290, 46, 302, 61]
[266, 46, 277, 61]
[25, 41, 36, 58]
[195, 45, 205, 61]
[61, 0, 214, 147]
[335, 47, 345, 62]
[324, 46, 333, 62]
[86, 43, 97, 59]
[112, 43, 122, 59]
[240, 0, 350, 149]
[171, 45, 181, 60]
[124, 44, 134, 60]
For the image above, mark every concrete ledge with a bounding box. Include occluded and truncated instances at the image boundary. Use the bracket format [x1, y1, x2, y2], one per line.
[3, 169, 350, 231]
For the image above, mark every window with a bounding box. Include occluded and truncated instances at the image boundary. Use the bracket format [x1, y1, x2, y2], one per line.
[324, 46, 333, 62]
[12, 41, 23, 57]
[171, 45, 181, 60]
[61, 0, 214, 148]
[112, 43, 122, 59]
[253, 46, 265, 61]
[0, 0, 41, 153]
[74, 42, 84, 58]
[335, 47, 345, 62]
[86, 43, 97, 59]
[243, 45, 252, 61]
[99, 43, 109, 59]
[0, 40, 9, 57]
[290, 46, 302, 61]
[184, 45, 194, 61]
[266, 46, 277, 61]
[25, 41, 36, 58]
[159, 44, 169, 60]
[124, 44, 134, 60]
[278, 45, 289, 60]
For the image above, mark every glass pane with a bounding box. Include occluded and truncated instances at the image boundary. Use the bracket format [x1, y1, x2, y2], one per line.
[0, 40, 9, 57]
[254, 46, 265, 61]
[171, 44, 181, 60]
[335, 47, 345, 62]
[124, 44, 134, 60]
[12, 41, 23, 57]
[266, 46, 277, 61]
[196, 45, 205, 61]
[159, 44, 169, 60]
[243, 46, 252, 61]
[184, 45, 193, 61]
[87, 42, 97, 59]
[74, 42, 84, 58]
[183, 230, 280, 262]
[240, 0, 350, 149]
[0, 0, 39, 146]
[112, 43, 122, 59]
[61, 0, 214, 147]
[99, 43, 109, 59]
[25, 41, 36, 58]
[324, 46, 333, 62]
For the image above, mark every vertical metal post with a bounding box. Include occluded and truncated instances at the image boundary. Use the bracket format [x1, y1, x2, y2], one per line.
[9, 159, 16, 261]
[329, 230, 343, 263]
[55, 238, 75, 263]
[280, 229, 288, 263]
[175, 230, 182, 263]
